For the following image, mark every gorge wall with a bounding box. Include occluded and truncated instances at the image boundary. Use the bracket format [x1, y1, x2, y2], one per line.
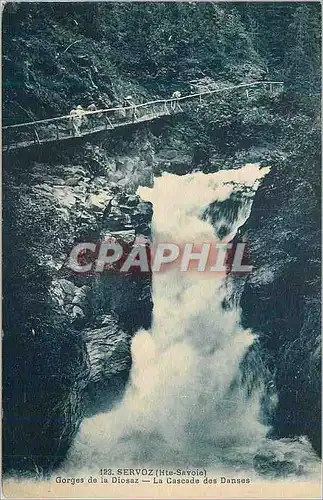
[3, 129, 155, 472]
[237, 154, 321, 454]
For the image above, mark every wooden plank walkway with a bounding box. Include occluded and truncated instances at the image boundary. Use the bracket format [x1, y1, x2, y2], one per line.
[2, 81, 283, 152]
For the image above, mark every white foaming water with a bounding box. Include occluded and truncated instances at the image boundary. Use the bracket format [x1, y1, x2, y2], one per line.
[62, 164, 319, 476]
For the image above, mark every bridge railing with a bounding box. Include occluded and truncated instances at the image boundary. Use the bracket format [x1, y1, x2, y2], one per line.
[2, 81, 284, 151]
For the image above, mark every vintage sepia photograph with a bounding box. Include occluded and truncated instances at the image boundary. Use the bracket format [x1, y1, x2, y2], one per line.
[2, 1, 321, 498]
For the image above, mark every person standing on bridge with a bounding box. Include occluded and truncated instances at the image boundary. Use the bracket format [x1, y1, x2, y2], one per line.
[86, 103, 98, 128]
[69, 107, 78, 135]
[69, 105, 85, 136]
[123, 95, 138, 121]
[171, 90, 182, 111]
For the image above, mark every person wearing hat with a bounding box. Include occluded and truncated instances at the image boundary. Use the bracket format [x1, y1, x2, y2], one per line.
[123, 95, 132, 107]
[87, 103, 97, 112]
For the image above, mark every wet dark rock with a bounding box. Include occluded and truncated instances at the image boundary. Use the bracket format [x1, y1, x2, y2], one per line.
[101, 229, 136, 246]
[156, 150, 193, 175]
[103, 208, 132, 231]
[131, 201, 153, 235]
[3, 137, 153, 473]
[65, 177, 81, 187]
[82, 315, 131, 416]
[238, 163, 321, 454]
[51, 280, 90, 326]
[253, 453, 298, 478]
[3, 332, 90, 472]
[126, 194, 140, 207]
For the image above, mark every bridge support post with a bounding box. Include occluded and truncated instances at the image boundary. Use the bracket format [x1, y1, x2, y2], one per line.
[105, 114, 113, 129]
[33, 127, 40, 145]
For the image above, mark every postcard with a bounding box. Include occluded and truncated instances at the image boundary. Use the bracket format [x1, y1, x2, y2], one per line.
[2, 1, 321, 498]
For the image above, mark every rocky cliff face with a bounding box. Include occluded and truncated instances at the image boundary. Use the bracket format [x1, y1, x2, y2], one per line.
[236, 158, 321, 454]
[3, 128, 154, 473]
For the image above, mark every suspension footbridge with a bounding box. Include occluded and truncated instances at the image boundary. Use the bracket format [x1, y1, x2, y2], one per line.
[2, 81, 283, 152]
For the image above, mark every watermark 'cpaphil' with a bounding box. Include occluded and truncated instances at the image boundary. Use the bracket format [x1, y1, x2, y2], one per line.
[67, 237, 253, 276]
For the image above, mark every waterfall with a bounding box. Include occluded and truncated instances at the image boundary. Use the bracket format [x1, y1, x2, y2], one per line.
[63, 164, 319, 477]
